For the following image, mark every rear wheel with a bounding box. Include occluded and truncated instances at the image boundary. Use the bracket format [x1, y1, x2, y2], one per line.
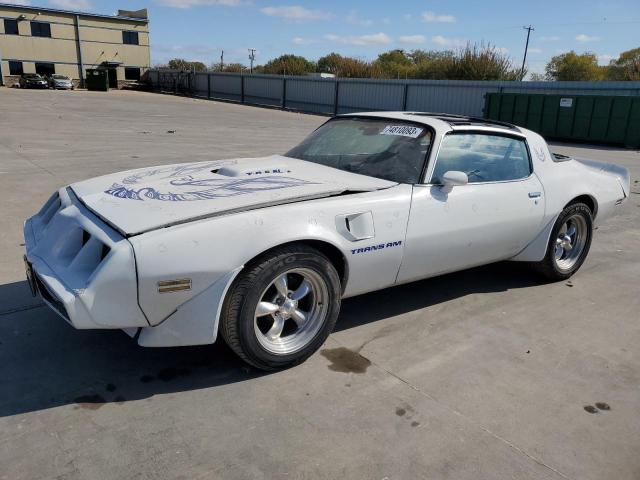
[220, 245, 341, 371]
[532, 202, 593, 280]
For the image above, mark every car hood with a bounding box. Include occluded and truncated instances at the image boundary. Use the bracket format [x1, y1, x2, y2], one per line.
[70, 155, 396, 236]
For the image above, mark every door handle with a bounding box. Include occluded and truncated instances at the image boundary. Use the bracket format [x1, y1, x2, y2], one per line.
[528, 192, 542, 198]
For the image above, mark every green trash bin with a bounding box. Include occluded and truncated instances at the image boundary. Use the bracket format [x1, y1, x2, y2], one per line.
[484, 92, 640, 149]
[86, 69, 109, 92]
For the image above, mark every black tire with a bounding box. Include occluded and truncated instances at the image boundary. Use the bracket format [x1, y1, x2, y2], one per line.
[220, 245, 341, 371]
[532, 202, 593, 280]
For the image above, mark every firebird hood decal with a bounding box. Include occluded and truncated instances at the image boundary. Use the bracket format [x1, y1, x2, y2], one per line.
[71, 155, 396, 236]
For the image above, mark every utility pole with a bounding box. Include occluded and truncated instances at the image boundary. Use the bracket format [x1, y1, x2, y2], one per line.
[220, 50, 224, 70]
[248, 48, 256, 74]
[520, 25, 534, 80]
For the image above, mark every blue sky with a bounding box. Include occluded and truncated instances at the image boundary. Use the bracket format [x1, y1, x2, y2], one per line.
[9, 0, 640, 76]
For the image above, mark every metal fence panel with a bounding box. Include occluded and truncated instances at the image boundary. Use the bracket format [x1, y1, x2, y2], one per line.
[286, 78, 335, 114]
[210, 73, 242, 102]
[193, 73, 208, 97]
[407, 82, 498, 116]
[337, 80, 405, 113]
[244, 75, 283, 107]
[146, 70, 640, 120]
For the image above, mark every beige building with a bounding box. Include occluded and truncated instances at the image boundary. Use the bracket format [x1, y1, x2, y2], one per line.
[0, 3, 150, 88]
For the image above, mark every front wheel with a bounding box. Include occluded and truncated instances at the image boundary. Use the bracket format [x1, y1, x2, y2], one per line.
[220, 245, 341, 371]
[532, 202, 593, 280]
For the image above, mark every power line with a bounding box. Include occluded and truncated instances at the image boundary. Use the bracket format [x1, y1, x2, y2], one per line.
[521, 25, 534, 80]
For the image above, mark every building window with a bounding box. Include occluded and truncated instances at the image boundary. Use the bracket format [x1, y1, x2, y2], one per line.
[8, 61, 23, 75]
[4, 19, 19, 35]
[122, 31, 139, 45]
[124, 67, 141, 81]
[30, 21, 52, 38]
[35, 62, 55, 77]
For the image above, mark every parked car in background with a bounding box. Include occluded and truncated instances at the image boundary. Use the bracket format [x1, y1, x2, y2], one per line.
[48, 74, 74, 90]
[19, 74, 48, 89]
[23, 113, 631, 371]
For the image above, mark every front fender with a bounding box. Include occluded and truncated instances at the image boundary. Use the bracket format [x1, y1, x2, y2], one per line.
[129, 185, 413, 327]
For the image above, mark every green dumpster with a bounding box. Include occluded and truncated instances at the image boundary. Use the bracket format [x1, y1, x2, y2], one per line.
[484, 93, 640, 148]
[85, 69, 109, 92]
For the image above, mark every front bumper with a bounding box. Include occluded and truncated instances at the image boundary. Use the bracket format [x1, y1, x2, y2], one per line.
[23, 188, 149, 330]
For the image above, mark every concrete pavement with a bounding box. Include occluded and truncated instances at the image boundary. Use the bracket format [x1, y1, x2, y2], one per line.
[1, 88, 638, 480]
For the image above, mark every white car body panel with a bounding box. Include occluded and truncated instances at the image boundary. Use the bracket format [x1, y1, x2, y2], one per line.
[397, 175, 545, 283]
[130, 185, 413, 325]
[23, 112, 630, 347]
[71, 156, 395, 236]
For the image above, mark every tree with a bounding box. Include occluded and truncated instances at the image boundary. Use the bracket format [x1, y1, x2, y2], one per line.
[607, 47, 640, 80]
[166, 58, 207, 72]
[447, 43, 522, 80]
[317, 53, 372, 78]
[260, 54, 316, 75]
[211, 62, 246, 73]
[373, 49, 416, 78]
[529, 72, 546, 81]
[410, 50, 455, 79]
[544, 51, 604, 81]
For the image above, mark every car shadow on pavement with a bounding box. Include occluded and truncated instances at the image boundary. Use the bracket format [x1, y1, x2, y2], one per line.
[0, 261, 540, 417]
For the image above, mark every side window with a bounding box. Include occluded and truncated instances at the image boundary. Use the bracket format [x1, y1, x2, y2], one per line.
[431, 133, 531, 184]
[4, 19, 19, 35]
[35, 62, 55, 76]
[122, 31, 139, 45]
[124, 67, 141, 80]
[30, 21, 51, 38]
[9, 61, 23, 75]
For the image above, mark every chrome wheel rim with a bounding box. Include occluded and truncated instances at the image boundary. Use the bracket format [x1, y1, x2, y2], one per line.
[553, 214, 588, 271]
[254, 268, 329, 355]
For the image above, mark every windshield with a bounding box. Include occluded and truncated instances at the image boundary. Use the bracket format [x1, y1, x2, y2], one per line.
[286, 117, 432, 184]
[52, 75, 68, 79]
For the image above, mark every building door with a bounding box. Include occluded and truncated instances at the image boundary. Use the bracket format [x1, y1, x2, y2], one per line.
[107, 68, 117, 88]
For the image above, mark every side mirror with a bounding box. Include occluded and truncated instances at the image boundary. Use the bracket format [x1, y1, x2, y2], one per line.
[440, 170, 468, 193]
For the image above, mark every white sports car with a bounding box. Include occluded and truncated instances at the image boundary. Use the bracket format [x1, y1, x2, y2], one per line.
[24, 112, 630, 370]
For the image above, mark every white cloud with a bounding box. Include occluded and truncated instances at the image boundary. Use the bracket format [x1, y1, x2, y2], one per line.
[576, 34, 599, 42]
[2, 0, 31, 4]
[398, 35, 426, 45]
[346, 10, 373, 26]
[49, 0, 92, 9]
[528, 47, 543, 54]
[422, 11, 455, 23]
[159, 0, 243, 7]
[324, 32, 391, 46]
[292, 37, 314, 45]
[432, 35, 465, 47]
[260, 5, 332, 21]
[538, 36, 560, 42]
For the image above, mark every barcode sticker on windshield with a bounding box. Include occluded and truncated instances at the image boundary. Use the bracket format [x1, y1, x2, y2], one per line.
[380, 125, 423, 138]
